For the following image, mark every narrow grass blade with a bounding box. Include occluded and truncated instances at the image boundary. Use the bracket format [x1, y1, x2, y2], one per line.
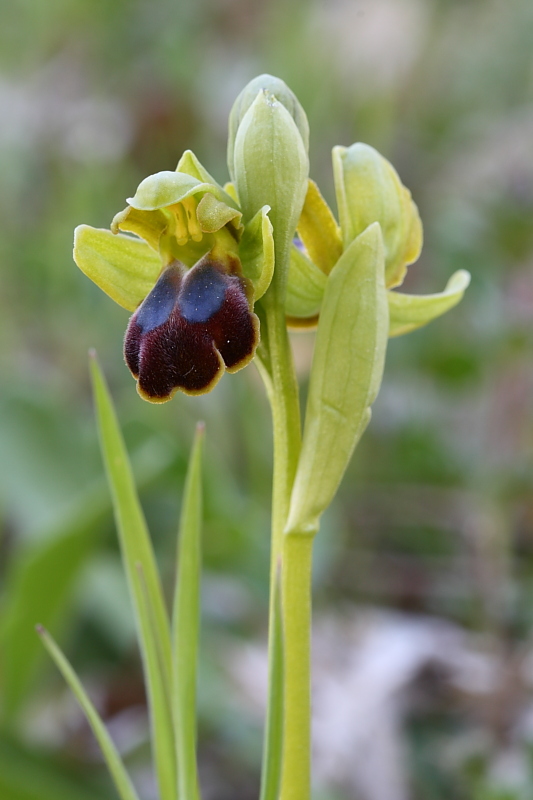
[135, 563, 173, 710]
[37, 626, 139, 800]
[89, 353, 176, 800]
[172, 423, 204, 800]
[259, 561, 284, 800]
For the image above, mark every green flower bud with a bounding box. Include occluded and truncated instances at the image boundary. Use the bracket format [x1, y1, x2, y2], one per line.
[231, 90, 309, 294]
[227, 74, 309, 183]
[332, 143, 423, 288]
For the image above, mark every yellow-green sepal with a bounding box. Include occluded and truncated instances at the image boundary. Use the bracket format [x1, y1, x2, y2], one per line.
[332, 143, 423, 288]
[239, 205, 275, 300]
[297, 180, 342, 275]
[286, 222, 389, 535]
[388, 269, 471, 337]
[285, 245, 327, 322]
[73, 225, 161, 311]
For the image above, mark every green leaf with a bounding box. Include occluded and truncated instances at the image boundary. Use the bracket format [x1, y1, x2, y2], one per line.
[287, 223, 389, 534]
[172, 423, 204, 800]
[37, 627, 140, 800]
[90, 354, 176, 800]
[259, 564, 284, 800]
[388, 269, 471, 337]
[239, 205, 275, 300]
[134, 562, 173, 721]
[285, 244, 327, 321]
[296, 180, 342, 276]
[74, 225, 161, 311]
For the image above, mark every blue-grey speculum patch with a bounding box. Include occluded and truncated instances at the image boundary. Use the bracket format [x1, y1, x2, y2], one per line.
[179, 263, 227, 323]
[136, 267, 181, 333]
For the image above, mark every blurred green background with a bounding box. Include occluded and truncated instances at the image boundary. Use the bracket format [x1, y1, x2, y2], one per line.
[1, 0, 533, 798]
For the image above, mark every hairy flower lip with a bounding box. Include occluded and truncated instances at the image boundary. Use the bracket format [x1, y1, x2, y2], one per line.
[124, 256, 259, 402]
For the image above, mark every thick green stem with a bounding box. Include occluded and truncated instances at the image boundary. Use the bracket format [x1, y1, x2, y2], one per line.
[264, 299, 302, 571]
[259, 292, 302, 800]
[259, 266, 315, 800]
[279, 533, 314, 800]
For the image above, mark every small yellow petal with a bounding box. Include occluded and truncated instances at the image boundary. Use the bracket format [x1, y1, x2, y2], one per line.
[297, 179, 342, 275]
[111, 206, 167, 251]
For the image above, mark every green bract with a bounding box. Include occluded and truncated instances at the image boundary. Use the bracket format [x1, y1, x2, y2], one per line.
[283, 141, 470, 532]
[286, 223, 389, 534]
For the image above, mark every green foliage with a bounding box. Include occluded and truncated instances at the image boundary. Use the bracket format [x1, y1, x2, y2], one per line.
[37, 360, 208, 800]
[1, 0, 533, 797]
[0, 734, 113, 800]
[0, 489, 106, 720]
[90, 355, 176, 800]
[38, 628, 140, 800]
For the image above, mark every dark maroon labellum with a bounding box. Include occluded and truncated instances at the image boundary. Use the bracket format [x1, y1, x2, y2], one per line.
[124, 256, 259, 401]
